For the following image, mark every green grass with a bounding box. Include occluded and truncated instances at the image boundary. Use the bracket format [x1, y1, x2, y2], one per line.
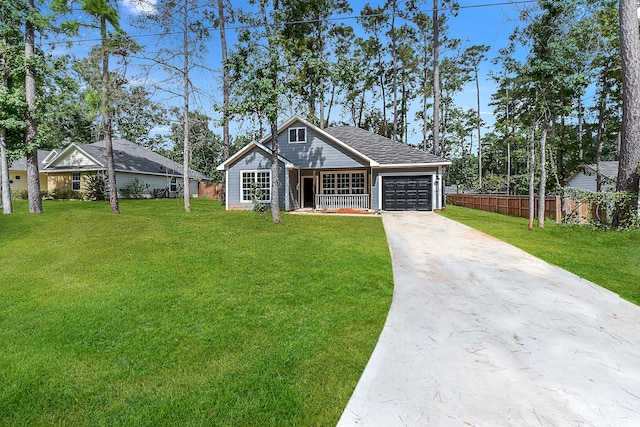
[439, 205, 640, 305]
[0, 199, 393, 426]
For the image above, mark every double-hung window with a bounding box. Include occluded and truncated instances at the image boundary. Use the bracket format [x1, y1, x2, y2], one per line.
[241, 170, 271, 202]
[72, 172, 81, 191]
[288, 127, 307, 143]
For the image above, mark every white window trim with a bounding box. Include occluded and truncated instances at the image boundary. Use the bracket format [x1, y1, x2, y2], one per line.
[170, 177, 178, 192]
[72, 172, 81, 191]
[240, 170, 271, 203]
[288, 127, 307, 144]
[319, 170, 367, 195]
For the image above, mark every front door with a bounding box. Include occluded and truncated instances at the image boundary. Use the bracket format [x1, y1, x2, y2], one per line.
[303, 177, 314, 208]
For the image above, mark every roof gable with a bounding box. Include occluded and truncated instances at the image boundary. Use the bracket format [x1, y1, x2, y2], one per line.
[217, 116, 451, 171]
[217, 140, 296, 171]
[44, 139, 209, 179]
[263, 117, 378, 166]
[583, 161, 618, 181]
[44, 143, 103, 170]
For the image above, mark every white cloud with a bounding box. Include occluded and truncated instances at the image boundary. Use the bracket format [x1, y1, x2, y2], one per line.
[121, 0, 157, 16]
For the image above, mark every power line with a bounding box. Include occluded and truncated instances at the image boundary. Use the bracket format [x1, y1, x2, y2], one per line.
[2, 0, 536, 50]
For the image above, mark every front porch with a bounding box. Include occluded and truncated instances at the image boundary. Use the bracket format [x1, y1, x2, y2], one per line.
[290, 168, 371, 212]
[315, 194, 370, 211]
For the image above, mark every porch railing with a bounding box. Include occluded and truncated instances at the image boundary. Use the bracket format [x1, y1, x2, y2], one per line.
[315, 194, 370, 211]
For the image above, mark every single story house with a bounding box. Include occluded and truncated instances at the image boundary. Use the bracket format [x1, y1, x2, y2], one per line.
[567, 161, 618, 192]
[217, 116, 451, 212]
[6, 149, 52, 192]
[8, 139, 208, 198]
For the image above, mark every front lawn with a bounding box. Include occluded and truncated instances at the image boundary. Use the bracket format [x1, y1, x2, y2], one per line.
[439, 205, 640, 305]
[0, 199, 393, 426]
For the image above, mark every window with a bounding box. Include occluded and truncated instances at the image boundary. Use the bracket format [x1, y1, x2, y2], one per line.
[72, 172, 81, 191]
[337, 173, 350, 194]
[241, 170, 271, 202]
[288, 127, 307, 143]
[322, 173, 336, 194]
[321, 171, 366, 195]
[170, 177, 178, 192]
[352, 173, 365, 194]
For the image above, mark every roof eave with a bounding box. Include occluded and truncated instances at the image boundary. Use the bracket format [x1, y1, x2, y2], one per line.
[270, 116, 378, 166]
[216, 140, 293, 171]
[374, 161, 452, 168]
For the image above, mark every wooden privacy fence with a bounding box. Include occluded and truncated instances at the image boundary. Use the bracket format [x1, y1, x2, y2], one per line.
[198, 182, 223, 199]
[446, 194, 591, 222]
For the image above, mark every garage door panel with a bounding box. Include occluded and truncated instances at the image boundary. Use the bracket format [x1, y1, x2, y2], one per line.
[383, 175, 433, 211]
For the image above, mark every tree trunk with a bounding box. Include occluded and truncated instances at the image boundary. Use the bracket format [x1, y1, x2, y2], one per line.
[506, 86, 510, 195]
[577, 96, 584, 161]
[1, 42, 13, 213]
[182, 0, 191, 213]
[422, 65, 429, 151]
[475, 68, 482, 191]
[377, 48, 388, 137]
[25, 0, 42, 214]
[1, 128, 12, 214]
[528, 125, 535, 230]
[432, 0, 441, 156]
[270, 119, 281, 224]
[537, 120, 548, 229]
[101, 16, 120, 214]
[391, 0, 398, 141]
[615, 0, 640, 225]
[218, 0, 229, 203]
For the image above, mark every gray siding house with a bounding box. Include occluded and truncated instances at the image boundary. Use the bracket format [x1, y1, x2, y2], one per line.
[217, 117, 451, 212]
[566, 161, 618, 192]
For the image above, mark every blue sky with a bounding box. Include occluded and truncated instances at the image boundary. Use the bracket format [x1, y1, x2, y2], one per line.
[106, 0, 527, 148]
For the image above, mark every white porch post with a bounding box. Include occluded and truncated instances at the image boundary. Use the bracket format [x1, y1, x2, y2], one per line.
[284, 164, 290, 211]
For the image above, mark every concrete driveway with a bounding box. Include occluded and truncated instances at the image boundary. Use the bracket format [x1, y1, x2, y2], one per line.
[337, 212, 640, 426]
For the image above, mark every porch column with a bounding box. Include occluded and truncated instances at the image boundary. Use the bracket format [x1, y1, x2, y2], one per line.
[284, 164, 290, 211]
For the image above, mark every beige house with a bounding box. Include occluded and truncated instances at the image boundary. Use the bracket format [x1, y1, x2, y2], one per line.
[6, 150, 52, 193]
[6, 140, 208, 198]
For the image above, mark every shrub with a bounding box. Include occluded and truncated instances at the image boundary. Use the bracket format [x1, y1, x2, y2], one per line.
[250, 181, 267, 219]
[120, 178, 150, 199]
[11, 188, 29, 200]
[52, 188, 82, 200]
[83, 173, 107, 201]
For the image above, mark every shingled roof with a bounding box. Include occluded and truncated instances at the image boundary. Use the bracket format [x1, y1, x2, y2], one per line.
[9, 150, 52, 171]
[583, 161, 618, 181]
[46, 139, 209, 180]
[323, 126, 450, 166]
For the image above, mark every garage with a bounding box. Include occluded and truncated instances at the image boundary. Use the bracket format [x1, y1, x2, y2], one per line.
[382, 175, 433, 211]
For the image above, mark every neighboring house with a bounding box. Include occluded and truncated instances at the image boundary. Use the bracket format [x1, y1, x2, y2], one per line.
[217, 116, 451, 212]
[7, 150, 52, 192]
[567, 161, 618, 192]
[42, 139, 209, 198]
[7, 139, 208, 198]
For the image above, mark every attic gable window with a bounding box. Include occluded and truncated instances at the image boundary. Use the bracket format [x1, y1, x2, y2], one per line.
[288, 127, 307, 144]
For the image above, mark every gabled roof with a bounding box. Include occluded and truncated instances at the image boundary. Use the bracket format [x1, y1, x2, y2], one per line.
[323, 126, 451, 166]
[217, 140, 297, 171]
[581, 161, 618, 181]
[217, 116, 450, 171]
[9, 150, 52, 171]
[271, 116, 380, 166]
[44, 139, 209, 180]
